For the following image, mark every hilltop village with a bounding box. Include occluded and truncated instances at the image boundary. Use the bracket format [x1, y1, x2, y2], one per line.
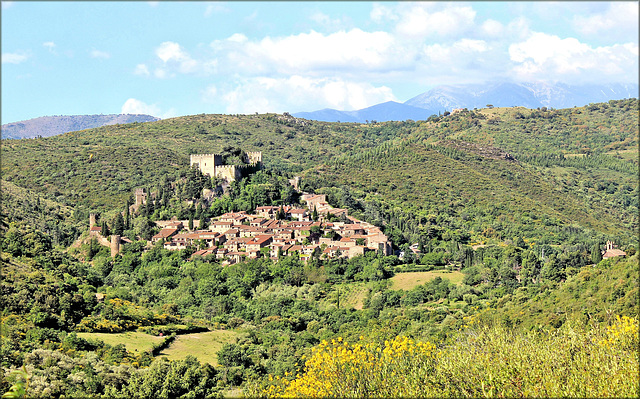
[88, 150, 393, 264]
[153, 193, 392, 264]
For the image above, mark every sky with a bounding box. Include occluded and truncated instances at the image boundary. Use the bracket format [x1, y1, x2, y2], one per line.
[1, 1, 638, 124]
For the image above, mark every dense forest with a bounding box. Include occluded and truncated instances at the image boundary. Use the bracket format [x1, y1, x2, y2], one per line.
[1, 99, 638, 398]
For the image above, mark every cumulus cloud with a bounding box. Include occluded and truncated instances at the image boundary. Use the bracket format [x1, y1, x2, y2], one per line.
[2, 52, 28, 64]
[370, 3, 396, 23]
[373, 3, 476, 39]
[509, 32, 639, 83]
[213, 76, 396, 114]
[122, 98, 160, 116]
[573, 2, 639, 39]
[90, 49, 110, 59]
[480, 19, 504, 37]
[121, 98, 175, 118]
[211, 29, 410, 77]
[155, 41, 200, 74]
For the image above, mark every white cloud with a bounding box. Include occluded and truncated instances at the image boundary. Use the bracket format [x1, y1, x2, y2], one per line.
[509, 32, 639, 83]
[122, 98, 160, 116]
[134, 64, 150, 76]
[147, 1, 159, 7]
[2, 1, 14, 10]
[481, 19, 504, 37]
[216, 76, 396, 114]
[121, 98, 175, 119]
[90, 49, 110, 59]
[394, 4, 476, 38]
[573, 3, 639, 39]
[154, 68, 170, 79]
[43, 41, 56, 52]
[370, 3, 396, 23]
[2, 52, 28, 64]
[211, 29, 408, 77]
[155, 41, 199, 74]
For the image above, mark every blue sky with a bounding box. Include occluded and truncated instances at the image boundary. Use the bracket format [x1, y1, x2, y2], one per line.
[2, 1, 638, 124]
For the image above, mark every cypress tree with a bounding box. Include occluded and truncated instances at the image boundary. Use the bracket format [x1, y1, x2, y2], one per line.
[591, 243, 603, 264]
[101, 221, 110, 237]
[113, 213, 125, 236]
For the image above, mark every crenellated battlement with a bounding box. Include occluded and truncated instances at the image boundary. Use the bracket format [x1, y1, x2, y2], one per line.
[190, 150, 262, 182]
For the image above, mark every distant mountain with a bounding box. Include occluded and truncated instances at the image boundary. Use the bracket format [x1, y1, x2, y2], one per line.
[294, 101, 430, 123]
[405, 82, 640, 112]
[1, 114, 160, 139]
[294, 82, 639, 122]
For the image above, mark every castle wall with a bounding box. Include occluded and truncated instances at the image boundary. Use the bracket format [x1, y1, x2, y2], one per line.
[190, 154, 222, 177]
[245, 151, 262, 164]
[215, 165, 240, 182]
[191, 151, 261, 182]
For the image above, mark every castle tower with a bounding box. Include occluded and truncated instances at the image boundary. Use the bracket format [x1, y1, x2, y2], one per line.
[135, 188, 147, 206]
[245, 151, 262, 164]
[111, 235, 121, 257]
[89, 213, 97, 228]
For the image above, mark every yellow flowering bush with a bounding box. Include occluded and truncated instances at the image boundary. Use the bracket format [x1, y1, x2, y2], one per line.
[253, 316, 639, 398]
[598, 315, 638, 350]
[262, 335, 438, 398]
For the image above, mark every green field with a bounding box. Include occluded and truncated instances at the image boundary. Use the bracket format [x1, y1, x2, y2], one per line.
[77, 331, 164, 353]
[390, 270, 465, 291]
[157, 330, 241, 366]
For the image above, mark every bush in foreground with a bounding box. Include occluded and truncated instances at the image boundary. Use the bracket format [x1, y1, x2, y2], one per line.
[251, 315, 639, 398]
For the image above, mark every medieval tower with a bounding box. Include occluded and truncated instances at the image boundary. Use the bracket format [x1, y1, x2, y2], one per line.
[190, 151, 262, 182]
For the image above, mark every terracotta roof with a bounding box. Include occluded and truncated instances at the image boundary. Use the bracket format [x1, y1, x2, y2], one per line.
[603, 248, 627, 258]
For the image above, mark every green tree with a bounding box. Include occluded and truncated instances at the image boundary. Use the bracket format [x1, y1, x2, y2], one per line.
[591, 243, 603, 264]
[101, 221, 110, 237]
[112, 213, 125, 236]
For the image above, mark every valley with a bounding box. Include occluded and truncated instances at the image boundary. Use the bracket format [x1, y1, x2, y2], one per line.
[1, 99, 638, 398]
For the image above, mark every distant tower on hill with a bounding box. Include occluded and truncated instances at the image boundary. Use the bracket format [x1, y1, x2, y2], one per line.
[135, 188, 147, 206]
[190, 151, 262, 182]
[111, 235, 121, 257]
[89, 213, 97, 228]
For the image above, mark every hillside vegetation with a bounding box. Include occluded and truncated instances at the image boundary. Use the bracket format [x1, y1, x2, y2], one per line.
[1, 99, 638, 398]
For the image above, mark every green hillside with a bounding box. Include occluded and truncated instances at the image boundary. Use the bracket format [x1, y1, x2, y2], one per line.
[3, 101, 636, 248]
[1, 99, 638, 398]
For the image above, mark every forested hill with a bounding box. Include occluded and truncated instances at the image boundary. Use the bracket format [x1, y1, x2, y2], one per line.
[1, 99, 637, 248]
[1, 99, 638, 398]
[1, 114, 159, 139]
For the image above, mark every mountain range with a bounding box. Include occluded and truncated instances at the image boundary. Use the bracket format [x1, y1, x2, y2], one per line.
[1, 113, 159, 139]
[293, 81, 639, 123]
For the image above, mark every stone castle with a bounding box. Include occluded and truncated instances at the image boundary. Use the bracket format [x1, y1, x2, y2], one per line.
[190, 151, 262, 182]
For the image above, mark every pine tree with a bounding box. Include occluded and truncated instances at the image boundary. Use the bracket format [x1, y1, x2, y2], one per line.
[312, 205, 318, 221]
[113, 213, 125, 236]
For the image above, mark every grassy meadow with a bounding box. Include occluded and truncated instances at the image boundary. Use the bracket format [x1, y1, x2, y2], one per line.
[77, 331, 164, 353]
[156, 330, 241, 366]
[390, 270, 465, 290]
